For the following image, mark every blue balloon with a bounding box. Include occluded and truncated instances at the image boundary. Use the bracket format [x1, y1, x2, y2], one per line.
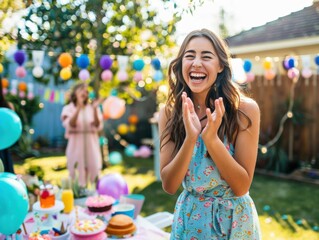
[0, 172, 27, 192]
[151, 58, 161, 70]
[132, 59, 145, 71]
[287, 57, 295, 69]
[315, 55, 319, 66]
[109, 151, 123, 165]
[153, 70, 163, 82]
[0, 176, 29, 235]
[243, 59, 252, 72]
[124, 144, 137, 157]
[0, 108, 22, 150]
[76, 54, 90, 69]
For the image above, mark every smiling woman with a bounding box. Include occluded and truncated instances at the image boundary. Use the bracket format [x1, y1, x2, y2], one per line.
[159, 28, 261, 239]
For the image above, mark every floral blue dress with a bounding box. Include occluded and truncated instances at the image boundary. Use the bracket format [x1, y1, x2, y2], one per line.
[170, 135, 261, 240]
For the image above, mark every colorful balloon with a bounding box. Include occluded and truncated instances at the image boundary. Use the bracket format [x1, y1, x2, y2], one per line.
[124, 144, 137, 157]
[109, 151, 123, 165]
[13, 50, 26, 66]
[264, 69, 276, 81]
[128, 114, 139, 125]
[78, 69, 90, 81]
[15, 66, 27, 78]
[151, 58, 161, 70]
[262, 58, 272, 70]
[132, 59, 145, 71]
[1, 78, 9, 88]
[243, 59, 252, 72]
[0, 63, 3, 73]
[60, 67, 72, 80]
[117, 123, 129, 135]
[18, 81, 27, 92]
[101, 69, 113, 82]
[97, 173, 128, 199]
[32, 66, 44, 78]
[100, 55, 113, 70]
[246, 72, 255, 82]
[102, 96, 126, 119]
[301, 68, 313, 79]
[58, 53, 73, 68]
[315, 55, 319, 66]
[76, 54, 90, 69]
[287, 67, 300, 80]
[0, 174, 29, 235]
[0, 108, 22, 150]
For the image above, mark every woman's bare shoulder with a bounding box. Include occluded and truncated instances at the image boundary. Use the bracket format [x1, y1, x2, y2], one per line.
[239, 96, 260, 117]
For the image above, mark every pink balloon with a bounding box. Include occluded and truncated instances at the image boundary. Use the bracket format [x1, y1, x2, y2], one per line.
[15, 66, 27, 78]
[264, 69, 276, 81]
[97, 173, 128, 200]
[287, 67, 300, 79]
[78, 69, 90, 81]
[133, 72, 143, 82]
[102, 96, 126, 119]
[246, 72, 255, 82]
[301, 68, 312, 79]
[19, 91, 26, 98]
[117, 71, 128, 82]
[101, 69, 113, 82]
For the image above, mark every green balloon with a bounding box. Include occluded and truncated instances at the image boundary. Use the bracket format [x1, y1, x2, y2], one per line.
[0, 158, 4, 172]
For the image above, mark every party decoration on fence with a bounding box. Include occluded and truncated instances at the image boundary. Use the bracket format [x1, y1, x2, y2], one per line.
[231, 58, 247, 84]
[32, 50, 45, 78]
[132, 59, 145, 82]
[77, 54, 90, 81]
[0, 172, 29, 235]
[243, 59, 255, 83]
[263, 57, 276, 81]
[301, 55, 313, 85]
[117, 55, 129, 82]
[27, 82, 34, 99]
[18, 81, 27, 98]
[102, 96, 126, 119]
[0, 108, 23, 150]
[100, 55, 113, 82]
[151, 58, 163, 82]
[58, 53, 73, 80]
[97, 173, 129, 200]
[14, 50, 27, 79]
[10, 79, 18, 95]
[1, 78, 9, 95]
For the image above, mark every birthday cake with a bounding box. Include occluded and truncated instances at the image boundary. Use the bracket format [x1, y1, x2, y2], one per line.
[85, 194, 115, 213]
[105, 214, 136, 238]
[28, 232, 52, 240]
[70, 218, 106, 236]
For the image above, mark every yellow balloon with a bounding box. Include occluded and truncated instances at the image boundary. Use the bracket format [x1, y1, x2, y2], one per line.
[117, 123, 129, 135]
[263, 58, 272, 70]
[0, 63, 3, 73]
[60, 67, 72, 80]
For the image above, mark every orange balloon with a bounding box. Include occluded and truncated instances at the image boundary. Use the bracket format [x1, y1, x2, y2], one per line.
[128, 114, 139, 125]
[264, 69, 276, 81]
[58, 53, 73, 68]
[102, 96, 126, 119]
[18, 81, 27, 91]
[1, 78, 9, 88]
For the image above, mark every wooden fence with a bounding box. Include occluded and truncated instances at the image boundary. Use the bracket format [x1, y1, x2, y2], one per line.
[248, 74, 318, 169]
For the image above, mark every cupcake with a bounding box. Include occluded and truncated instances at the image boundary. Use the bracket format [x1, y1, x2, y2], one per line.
[85, 195, 115, 213]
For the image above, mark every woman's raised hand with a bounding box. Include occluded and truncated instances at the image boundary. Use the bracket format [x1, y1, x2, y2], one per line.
[182, 92, 201, 140]
[202, 97, 225, 140]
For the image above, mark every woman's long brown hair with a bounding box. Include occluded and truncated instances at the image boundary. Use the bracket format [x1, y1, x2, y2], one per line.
[160, 29, 252, 156]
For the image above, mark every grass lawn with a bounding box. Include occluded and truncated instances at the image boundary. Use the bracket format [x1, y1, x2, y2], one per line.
[14, 152, 319, 240]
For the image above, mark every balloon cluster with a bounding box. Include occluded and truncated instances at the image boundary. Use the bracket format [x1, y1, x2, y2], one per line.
[263, 57, 276, 81]
[100, 55, 113, 82]
[117, 55, 129, 82]
[132, 59, 145, 82]
[14, 50, 27, 79]
[117, 114, 139, 135]
[76, 54, 90, 81]
[58, 53, 73, 80]
[283, 56, 299, 80]
[151, 58, 163, 82]
[32, 50, 45, 78]
[243, 59, 255, 83]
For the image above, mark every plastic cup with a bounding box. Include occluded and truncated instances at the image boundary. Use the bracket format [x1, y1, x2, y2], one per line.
[119, 194, 145, 219]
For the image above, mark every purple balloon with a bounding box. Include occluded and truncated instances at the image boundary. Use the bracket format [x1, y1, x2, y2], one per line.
[100, 55, 113, 70]
[78, 69, 90, 81]
[97, 173, 128, 200]
[14, 50, 26, 66]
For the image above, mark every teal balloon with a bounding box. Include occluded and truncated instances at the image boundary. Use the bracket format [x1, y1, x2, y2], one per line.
[109, 151, 123, 165]
[0, 176, 29, 235]
[124, 144, 137, 157]
[0, 108, 22, 150]
[153, 70, 163, 82]
[0, 172, 27, 192]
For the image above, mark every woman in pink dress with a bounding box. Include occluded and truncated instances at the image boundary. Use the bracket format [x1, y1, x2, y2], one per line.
[61, 82, 104, 187]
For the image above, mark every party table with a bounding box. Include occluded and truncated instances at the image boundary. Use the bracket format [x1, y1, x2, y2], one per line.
[20, 205, 170, 240]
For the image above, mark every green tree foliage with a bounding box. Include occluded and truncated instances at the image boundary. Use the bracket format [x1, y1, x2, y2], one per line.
[17, 0, 183, 97]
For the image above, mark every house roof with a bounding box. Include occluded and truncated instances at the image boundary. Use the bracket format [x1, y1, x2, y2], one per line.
[226, 2, 319, 48]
